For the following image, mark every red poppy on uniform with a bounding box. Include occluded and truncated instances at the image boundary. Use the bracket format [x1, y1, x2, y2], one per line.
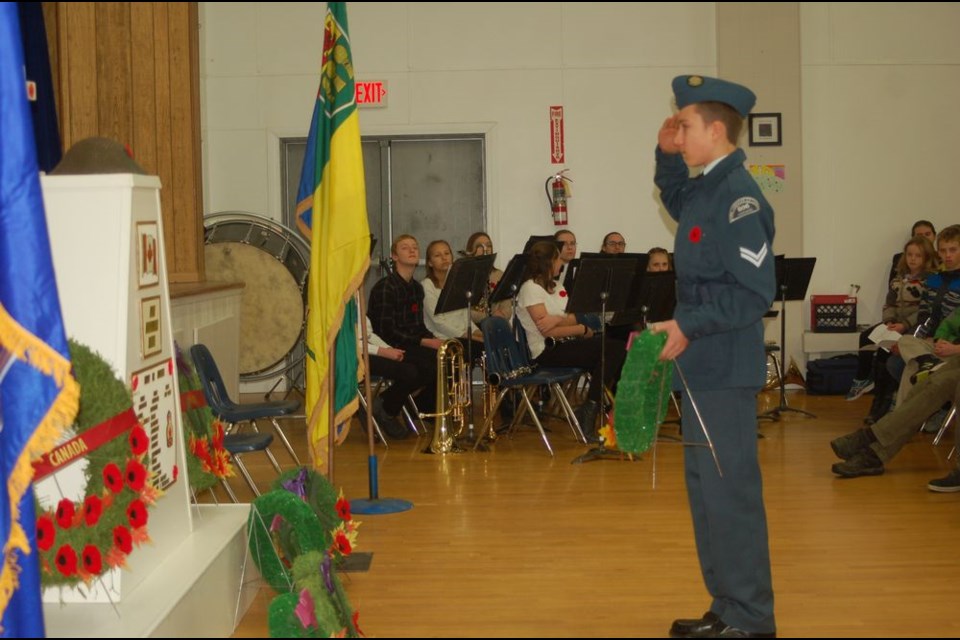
[689, 226, 702, 243]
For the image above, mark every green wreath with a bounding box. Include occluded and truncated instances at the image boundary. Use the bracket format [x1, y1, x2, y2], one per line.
[247, 490, 328, 593]
[267, 550, 360, 638]
[612, 330, 674, 454]
[35, 339, 158, 587]
[174, 346, 234, 491]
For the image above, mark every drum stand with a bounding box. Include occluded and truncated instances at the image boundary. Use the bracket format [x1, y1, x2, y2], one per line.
[265, 367, 305, 402]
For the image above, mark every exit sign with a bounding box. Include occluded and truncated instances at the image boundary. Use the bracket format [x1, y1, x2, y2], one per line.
[356, 80, 388, 108]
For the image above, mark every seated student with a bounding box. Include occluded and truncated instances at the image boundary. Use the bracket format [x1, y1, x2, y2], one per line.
[515, 241, 627, 439]
[889, 225, 960, 405]
[463, 231, 511, 321]
[830, 356, 960, 488]
[421, 240, 485, 355]
[890, 220, 939, 281]
[359, 315, 425, 440]
[849, 235, 937, 422]
[554, 229, 579, 285]
[368, 234, 442, 416]
[647, 246, 672, 272]
[600, 232, 627, 254]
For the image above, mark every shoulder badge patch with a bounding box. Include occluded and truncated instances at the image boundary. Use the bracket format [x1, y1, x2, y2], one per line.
[739, 242, 768, 268]
[729, 197, 761, 223]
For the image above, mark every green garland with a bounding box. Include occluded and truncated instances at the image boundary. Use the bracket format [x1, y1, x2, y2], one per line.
[612, 331, 674, 454]
[174, 346, 233, 491]
[35, 339, 158, 587]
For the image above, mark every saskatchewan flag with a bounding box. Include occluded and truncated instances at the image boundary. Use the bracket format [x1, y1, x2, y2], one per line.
[296, 2, 370, 470]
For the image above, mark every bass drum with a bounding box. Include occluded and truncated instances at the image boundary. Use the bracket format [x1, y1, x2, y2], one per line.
[203, 212, 309, 381]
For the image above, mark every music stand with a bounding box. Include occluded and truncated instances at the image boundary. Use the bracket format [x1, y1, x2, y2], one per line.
[760, 256, 817, 421]
[565, 255, 640, 464]
[433, 254, 496, 442]
[489, 253, 525, 314]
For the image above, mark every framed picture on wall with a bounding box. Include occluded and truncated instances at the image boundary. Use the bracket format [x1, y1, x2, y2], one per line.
[749, 113, 782, 147]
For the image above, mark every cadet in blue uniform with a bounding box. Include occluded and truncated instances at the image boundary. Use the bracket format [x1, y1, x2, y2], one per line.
[651, 75, 777, 638]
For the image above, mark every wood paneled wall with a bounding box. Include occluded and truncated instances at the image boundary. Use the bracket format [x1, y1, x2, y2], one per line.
[43, 2, 203, 283]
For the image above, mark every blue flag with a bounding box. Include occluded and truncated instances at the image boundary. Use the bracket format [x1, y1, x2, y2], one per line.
[0, 5, 78, 636]
[16, 2, 61, 173]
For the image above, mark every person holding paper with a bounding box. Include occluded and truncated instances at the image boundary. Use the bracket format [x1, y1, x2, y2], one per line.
[847, 236, 937, 421]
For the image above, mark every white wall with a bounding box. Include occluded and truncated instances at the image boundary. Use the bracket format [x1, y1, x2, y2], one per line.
[199, 1, 716, 259]
[801, 2, 960, 325]
[200, 1, 960, 354]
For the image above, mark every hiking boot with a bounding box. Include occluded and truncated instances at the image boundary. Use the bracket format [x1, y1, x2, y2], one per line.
[927, 468, 960, 493]
[830, 428, 873, 460]
[845, 378, 875, 401]
[831, 447, 884, 478]
[863, 391, 893, 426]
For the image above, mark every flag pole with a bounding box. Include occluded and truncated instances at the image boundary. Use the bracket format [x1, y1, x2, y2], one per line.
[350, 289, 413, 515]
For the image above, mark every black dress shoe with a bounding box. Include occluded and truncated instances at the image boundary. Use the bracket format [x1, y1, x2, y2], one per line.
[713, 622, 776, 638]
[669, 611, 719, 638]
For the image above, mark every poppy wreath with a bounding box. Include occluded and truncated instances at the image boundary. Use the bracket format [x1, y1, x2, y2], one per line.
[174, 345, 233, 491]
[247, 490, 328, 594]
[267, 550, 361, 638]
[269, 467, 360, 561]
[34, 340, 159, 588]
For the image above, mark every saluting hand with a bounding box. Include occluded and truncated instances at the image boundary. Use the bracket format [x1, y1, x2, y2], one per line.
[658, 116, 681, 154]
[650, 320, 690, 361]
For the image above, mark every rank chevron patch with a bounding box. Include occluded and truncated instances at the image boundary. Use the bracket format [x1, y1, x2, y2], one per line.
[739, 242, 768, 268]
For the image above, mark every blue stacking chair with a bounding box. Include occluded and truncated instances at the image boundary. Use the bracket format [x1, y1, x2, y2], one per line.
[220, 432, 280, 501]
[476, 317, 586, 456]
[190, 344, 303, 466]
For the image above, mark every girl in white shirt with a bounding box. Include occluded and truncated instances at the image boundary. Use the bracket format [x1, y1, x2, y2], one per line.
[516, 241, 627, 438]
[421, 240, 480, 340]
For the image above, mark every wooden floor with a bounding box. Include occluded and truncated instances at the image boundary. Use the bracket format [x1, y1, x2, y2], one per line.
[225, 390, 960, 638]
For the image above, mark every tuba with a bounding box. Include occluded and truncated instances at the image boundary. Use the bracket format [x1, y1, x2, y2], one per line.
[420, 339, 471, 453]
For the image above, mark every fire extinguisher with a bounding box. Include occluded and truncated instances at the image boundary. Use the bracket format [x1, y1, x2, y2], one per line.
[545, 170, 572, 226]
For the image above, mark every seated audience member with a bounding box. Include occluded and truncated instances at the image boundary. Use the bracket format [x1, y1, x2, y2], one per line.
[849, 236, 937, 423]
[516, 241, 627, 439]
[421, 239, 481, 340]
[464, 231, 511, 321]
[889, 225, 960, 404]
[554, 229, 579, 285]
[647, 247, 672, 272]
[359, 315, 425, 440]
[368, 234, 441, 415]
[890, 219, 939, 280]
[600, 232, 627, 254]
[831, 357, 960, 491]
